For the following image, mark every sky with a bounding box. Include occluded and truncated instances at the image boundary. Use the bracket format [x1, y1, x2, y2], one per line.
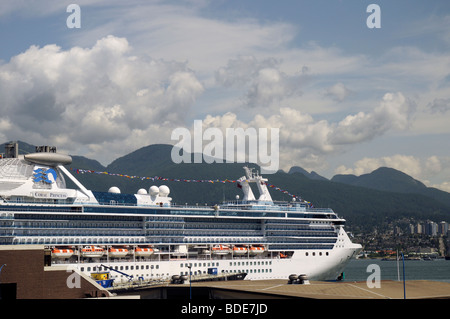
[0, 0, 450, 191]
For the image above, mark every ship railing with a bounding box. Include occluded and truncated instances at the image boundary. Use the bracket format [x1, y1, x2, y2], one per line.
[0, 198, 333, 212]
[0, 204, 82, 213]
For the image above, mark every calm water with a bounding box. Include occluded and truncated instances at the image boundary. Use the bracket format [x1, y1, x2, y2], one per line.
[343, 258, 450, 283]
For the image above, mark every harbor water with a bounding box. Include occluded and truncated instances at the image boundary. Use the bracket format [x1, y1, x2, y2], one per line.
[343, 258, 450, 283]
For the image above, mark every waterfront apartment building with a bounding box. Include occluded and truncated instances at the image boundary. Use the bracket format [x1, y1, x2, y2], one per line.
[409, 221, 449, 236]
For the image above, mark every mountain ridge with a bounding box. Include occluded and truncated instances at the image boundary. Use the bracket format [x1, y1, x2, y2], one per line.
[331, 167, 450, 208]
[2, 140, 449, 231]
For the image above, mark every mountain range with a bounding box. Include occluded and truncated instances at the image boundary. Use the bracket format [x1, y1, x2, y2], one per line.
[2, 141, 450, 232]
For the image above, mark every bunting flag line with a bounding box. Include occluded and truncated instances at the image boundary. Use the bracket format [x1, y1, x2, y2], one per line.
[70, 167, 305, 202]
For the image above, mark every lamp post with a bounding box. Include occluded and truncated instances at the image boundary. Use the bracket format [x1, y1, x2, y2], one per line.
[401, 252, 406, 299]
[0, 264, 5, 299]
[0, 264, 6, 282]
[187, 264, 192, 300]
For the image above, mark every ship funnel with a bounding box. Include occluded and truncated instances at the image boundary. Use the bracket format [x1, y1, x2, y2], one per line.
[4, 142, 18, 158]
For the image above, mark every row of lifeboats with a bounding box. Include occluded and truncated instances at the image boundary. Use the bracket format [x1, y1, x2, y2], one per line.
[211, 244, 265, 256]
[51, 246, 155, 259]
[52, 244, 266, 258]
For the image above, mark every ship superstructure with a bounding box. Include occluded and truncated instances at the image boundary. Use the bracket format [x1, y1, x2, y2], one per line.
[0, 143, 361, 282]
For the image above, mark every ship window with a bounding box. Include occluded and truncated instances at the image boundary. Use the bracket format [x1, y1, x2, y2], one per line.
[305, 252, 308, 256]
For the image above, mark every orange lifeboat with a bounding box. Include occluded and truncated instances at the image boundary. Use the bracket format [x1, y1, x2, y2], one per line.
[81, 245, 105, 258]
[212, 244, 231, 255]
[233, 245, 248, 255]
[108, 247, 129, 258]
[52, 247, 74, 258]
[249, 244, 265, 255]
[134, 246, 154, 257]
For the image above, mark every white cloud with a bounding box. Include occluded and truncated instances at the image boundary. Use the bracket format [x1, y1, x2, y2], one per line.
[330, 92, 415, 145]
[190, 91, 416, 173]
[0, 35, 204, 163]
[425, 156, 442, 175]
[215, 56, 305, 108]
[324, 82, 352, 102]
[1, 1, 450, 189]
[60, 1, 297, 78]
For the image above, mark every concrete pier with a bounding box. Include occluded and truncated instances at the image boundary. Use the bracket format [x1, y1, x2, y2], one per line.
[184, 279, 450, 299]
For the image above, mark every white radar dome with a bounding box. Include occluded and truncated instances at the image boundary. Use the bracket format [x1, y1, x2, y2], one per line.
[137, 188, 148, 195]
[159, 185, 170, 197]
[149, 185, 159, 196]
[108, 186, 121, 194]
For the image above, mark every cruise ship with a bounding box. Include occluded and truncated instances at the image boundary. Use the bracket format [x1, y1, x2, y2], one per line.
[0, 143, 362, 283]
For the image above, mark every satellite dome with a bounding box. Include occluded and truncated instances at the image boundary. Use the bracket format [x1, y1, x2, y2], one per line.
[108, 186, 121, 194]
[159, 185, 170, 197]
[137, 188, 148, 195]
[149, 185, 159, 196]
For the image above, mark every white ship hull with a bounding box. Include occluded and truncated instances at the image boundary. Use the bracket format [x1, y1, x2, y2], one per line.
[0, 147, 362, 284]
[64, 228, 361, 282]
[66, 242, 360, 283]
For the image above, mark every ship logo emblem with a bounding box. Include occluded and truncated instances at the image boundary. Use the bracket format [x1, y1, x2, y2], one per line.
[33, 168, 57, 184]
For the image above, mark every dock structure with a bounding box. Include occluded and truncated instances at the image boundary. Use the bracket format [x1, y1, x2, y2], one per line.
[186, 279, 450, 299]
[1, 243, 449, 299]
[117, 279, 450, 299]
[0, 245, 112, 299]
